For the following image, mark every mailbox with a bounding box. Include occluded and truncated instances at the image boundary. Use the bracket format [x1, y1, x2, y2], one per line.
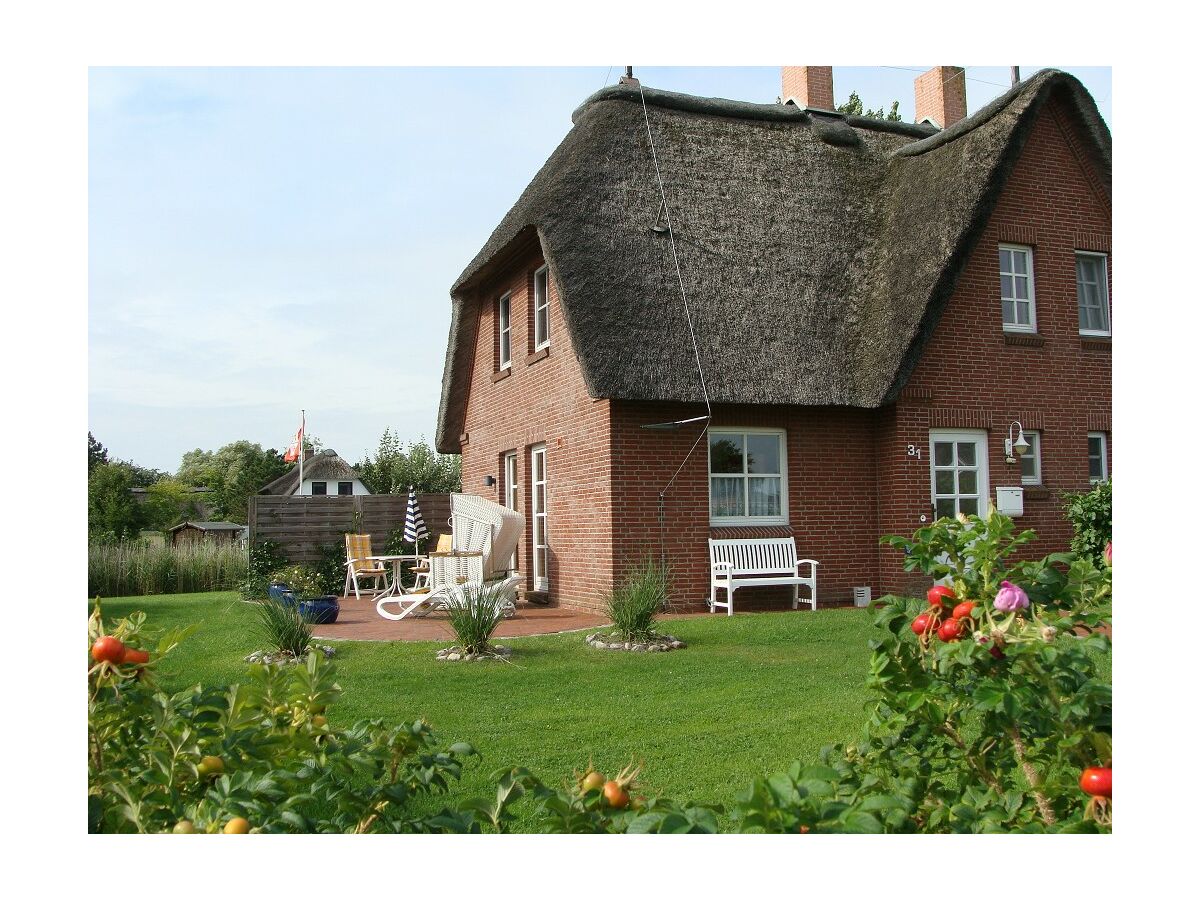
[996, 486, 1024, 517]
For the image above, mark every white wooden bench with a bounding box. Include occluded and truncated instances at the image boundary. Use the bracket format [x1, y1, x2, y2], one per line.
[708, 537, 819, 616]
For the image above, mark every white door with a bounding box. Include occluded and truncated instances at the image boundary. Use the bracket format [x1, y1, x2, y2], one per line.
[503, 451, 518, 571]
[929, 430, 989, 520]
[531, 445, 549, 591]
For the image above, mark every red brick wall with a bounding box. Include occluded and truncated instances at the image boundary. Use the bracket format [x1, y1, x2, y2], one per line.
[610, 402, 879, 609]
[458, 247, 615, 609]
[877, 94, 1111, 592]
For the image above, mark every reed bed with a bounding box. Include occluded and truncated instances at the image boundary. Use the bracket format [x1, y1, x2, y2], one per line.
[88, 541, 247, 597]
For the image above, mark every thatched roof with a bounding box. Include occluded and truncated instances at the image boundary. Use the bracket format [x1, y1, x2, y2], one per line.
[436, 69, 1110, 453]
[257, 449, 363, 495]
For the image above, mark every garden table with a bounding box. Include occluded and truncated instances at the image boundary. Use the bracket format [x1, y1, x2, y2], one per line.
[366, 555, 422, 600]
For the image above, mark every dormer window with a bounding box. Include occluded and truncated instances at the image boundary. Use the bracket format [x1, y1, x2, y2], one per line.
[498, 292, 512, 369]
[533, 265, 550, 350]
[999, 245, 1036, 332]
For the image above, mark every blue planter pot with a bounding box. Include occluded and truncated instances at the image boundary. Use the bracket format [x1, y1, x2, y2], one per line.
[295, 595, 340, 625]
[268, 582, 295, 606]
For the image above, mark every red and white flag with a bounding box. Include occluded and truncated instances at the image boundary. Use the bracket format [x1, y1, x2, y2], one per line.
[283, 412, 305, 462]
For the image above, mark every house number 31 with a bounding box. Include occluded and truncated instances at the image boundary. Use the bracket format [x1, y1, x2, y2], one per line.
[906, 444, 922, 459]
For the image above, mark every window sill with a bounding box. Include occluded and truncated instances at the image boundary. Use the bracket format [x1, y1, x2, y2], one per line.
[710, 519, 788, 529]
[710, 524, 795, 538]
[1003, 332, 1046, 348]
[526, 346, 550, 366]
[1080, 335, 1111, 351]
[492, 368, 511, 384]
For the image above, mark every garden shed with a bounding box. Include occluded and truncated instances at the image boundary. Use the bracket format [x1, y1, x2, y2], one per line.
[169, 521, 248, 547]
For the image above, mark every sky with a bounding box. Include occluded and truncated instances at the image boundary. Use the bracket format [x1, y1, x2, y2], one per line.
[89, 65, 1112, 473]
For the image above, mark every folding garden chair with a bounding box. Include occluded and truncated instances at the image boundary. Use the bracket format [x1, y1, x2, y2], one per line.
[343, 533, 391, 600]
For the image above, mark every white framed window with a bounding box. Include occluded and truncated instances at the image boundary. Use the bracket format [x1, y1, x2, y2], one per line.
[1088, 432, 1109, 483]
[310, 481, 327, 496]
[498, 292, 512, 369]
[999, 244, 1036, 332]
[1020, 431, 1042, 485]
[708, 428, 787, 526]
[930, 430, 990, 519]
[533, 265, 550, 350]
[531, 445, 549, 590]
[1076, 252, 1110, 336]
[503, 451, 518, 571]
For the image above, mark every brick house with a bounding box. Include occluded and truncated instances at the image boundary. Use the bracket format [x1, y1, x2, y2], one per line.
[435, 67, 1111, 612]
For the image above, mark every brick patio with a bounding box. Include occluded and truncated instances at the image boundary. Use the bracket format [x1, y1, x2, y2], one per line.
[312, 594, 609, 642]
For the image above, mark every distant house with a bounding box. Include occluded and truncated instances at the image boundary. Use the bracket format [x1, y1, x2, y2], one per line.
[258, 448, 371, 497]
[169, 521, 248, 547]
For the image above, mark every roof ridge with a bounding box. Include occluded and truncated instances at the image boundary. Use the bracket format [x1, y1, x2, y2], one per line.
[572, 83, 937, 139]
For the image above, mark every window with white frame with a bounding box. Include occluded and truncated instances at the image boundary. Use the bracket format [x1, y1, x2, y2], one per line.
[1088, 432, 1109, 483]
[999, 245, 1036, 332]
[708, 429, 787, 525]
[1020, 431, 1042, 485]
[531, 445, 549, 590]
[533, 265, 550, 350]
[1076, 252, 1110, 336]
[498, 292, 512, 369]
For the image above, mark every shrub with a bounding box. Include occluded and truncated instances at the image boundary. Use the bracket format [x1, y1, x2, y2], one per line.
[606, 556, 668, 641]
[1063, 479, 1112, 567]
[270, 564, 325, 598]
[89, 541, 247, 597]
[242, 539, 287, 600]
[248, 596, 314, 657]
[443, 582, 509, 655]
[88, 603, 476, 834]
[314, 541, 349, 595]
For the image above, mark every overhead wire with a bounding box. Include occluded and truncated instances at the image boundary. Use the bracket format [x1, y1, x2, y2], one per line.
[636, 81, 714, 575]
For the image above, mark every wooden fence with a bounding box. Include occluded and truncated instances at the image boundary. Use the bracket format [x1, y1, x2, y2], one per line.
[248, 494, 453, 563]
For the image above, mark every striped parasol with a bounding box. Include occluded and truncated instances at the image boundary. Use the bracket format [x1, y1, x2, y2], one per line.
[403, 486, 429, 555]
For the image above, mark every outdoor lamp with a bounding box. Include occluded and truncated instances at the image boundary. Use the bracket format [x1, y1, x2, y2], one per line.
[483, 475, 497, 487]
[1005, 421, 1030, 464]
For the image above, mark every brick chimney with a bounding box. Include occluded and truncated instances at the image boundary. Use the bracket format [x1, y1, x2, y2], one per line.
[914, 66, 967, 129]
[782, 66, 835, 111]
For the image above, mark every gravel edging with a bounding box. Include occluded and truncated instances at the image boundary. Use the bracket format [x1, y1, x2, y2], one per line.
[585, 632, 687, 652]
[245, 645, 336, 665]
[436, 645, 514, 662]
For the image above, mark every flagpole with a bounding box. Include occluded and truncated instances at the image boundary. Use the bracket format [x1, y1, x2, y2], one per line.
[299, 409, 305, 494]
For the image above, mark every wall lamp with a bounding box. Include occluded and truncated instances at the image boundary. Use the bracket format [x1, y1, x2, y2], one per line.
[1004, 421, 1030, 465]
[482, 475, 497, 487]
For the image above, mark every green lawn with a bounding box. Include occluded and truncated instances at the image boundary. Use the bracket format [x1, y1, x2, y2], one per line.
[99, 592, 877, 826]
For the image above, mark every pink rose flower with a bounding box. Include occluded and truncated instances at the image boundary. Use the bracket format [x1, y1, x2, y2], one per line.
[994, 580, 1030, 612]
[1104, 542, 1112, 566]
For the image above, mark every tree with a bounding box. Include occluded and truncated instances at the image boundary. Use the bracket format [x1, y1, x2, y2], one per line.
[88, 462, 143, 541]
[356, 431, 462, 495]
[178, 441, 289, 523]
[139, 477, 202, 531]
[837, 90, 902, 121]
[88, 432, 109, 472]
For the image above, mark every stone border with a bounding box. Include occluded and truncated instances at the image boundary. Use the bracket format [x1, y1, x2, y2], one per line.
[585, 632, 686, 652]
[245, 644, 336, 666]
[436, 644, 513, 662]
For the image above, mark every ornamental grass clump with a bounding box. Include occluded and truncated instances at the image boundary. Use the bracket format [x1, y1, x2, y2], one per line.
[443, 582, 508, 656]
[249, 596, 313, 658]
[607, 556, 668, 642]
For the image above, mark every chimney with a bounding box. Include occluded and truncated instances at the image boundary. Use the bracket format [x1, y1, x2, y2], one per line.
[914, 66, 967, 129]
[782, 66, 835, 111]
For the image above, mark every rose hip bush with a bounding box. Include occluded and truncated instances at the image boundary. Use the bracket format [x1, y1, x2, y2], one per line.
[88, 600, 478, 834]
